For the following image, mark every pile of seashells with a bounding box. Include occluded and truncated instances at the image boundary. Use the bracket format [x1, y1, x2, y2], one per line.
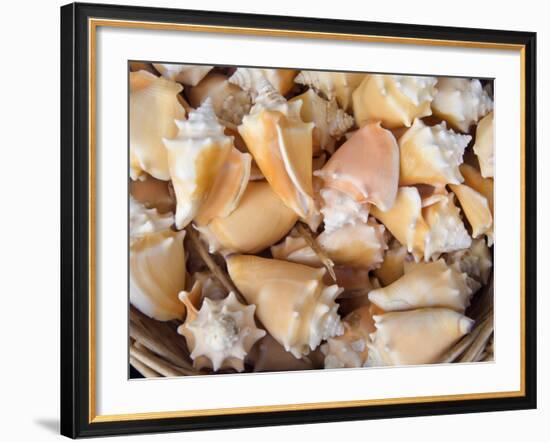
[129, 62, 495, 376]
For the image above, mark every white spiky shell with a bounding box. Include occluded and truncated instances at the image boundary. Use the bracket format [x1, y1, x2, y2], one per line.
[294, 70, 365, 111]
[399, 119, 472, 187]
[368, 259, 474, 313]
[473, 111, 494, 178]
[445, 237, 492, 285]
[153, 63, 213, 86]
[237, 78, 319, 229]
[163, 98, 233, 229]
[196, 181, 298, 255]
[289, 89, 354, 153]
[367, 308, 474, 366]
[432, 78, 493, 133]
[130, 70, 186, 181]
[229, 67, 297, 96]
[321, 305, 376, 369]
[129, 198, 186, 321]
[227, 255, 344, 358]
[315, 122, 400, 224]
[449, 184, 493, 239]
[318, 188, 371, 234]
[271, 220, 387, 270]
[178, 288, 265, 372]
[352, 74, 437, 129]
[187, 73, 251, 125]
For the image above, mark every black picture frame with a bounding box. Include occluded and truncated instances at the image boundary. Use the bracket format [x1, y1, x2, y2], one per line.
[60, 2, 537, 438]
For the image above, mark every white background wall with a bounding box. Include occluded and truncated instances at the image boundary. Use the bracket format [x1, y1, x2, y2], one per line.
[0, 0, 546, 440]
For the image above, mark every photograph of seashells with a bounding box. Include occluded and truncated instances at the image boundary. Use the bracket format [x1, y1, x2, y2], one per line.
[129, 63, 495, 378]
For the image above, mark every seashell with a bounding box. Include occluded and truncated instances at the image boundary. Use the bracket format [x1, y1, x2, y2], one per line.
[178, 287, 265, 372]
[153, 63, 213, 86]
[432, 77, 493, 133]
[237, 78, 319, 229]
[226, 255, 344, 358]
[271, 220, 387, 271]
[318, 188, 371, 234]
[399, 119, 472, 187]
[472, 111, 494, 178]
[289, 89, 354, 154]
[229, 67, 297, 96]
[373, 240, 410, 286]
[449, 184, 493, 240]
[367, 308, 474, 366]
[459, 163, 494, 215]
[193, 147, 251, 226]
[130, 70, 186, 181]
[130, 175, 175, 215]
[186, 73, 252, 125]
[315, 122, 400, 219]
[421, 193, 472, 260]
[129, 195, 174, 243]
[371, 187, 429, 258]
[416, 184, 448, 208]
[352, 74, 437, 129]
[196, 181, 298, 255]
[368, 259, 475, 313]
[321, 305, 376, 369]
[445, 237, 492, 285]
[129, 198, 186, 321]
[247, 333, 315, 372]
[294, 71, 365, 111]
[163, 98, 233, 229]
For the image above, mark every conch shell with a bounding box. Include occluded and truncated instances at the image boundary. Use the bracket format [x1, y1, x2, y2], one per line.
[432, 78, 493, 132]
[315, 122, 400, 231]
[193, 147, 251, 226]
[130, 174, 175, 214]
[446, 237, 492, 285]
[197, 181, 298, 255]
[130, 70, 186, 180]
[367, 308, 474, 366]
[238, 78, 319, 229]
[352, 74, 437, 129]
[229, 67, 297, 96]
[153, 63, 213, 86]
[373, 240, 410, 286]
[187, 73, 251, 125]
[271, 220, 387, 270]
[289, 89, 354, 153]
[178, 287, 265, 372]
[399, 119, 472, 187]
[449, 184, 493, 240]
[129, 198, 186, 321]
[163, 98, 233, 229]
[227, 255, 344, 358]
[368, 259, 475, 313]
[321, 305, 376, 369]
[473, 111, 494, 178]
[247, 333, 315, 372]
[294, 70, 365, 111]
[460, 163, 494, 214]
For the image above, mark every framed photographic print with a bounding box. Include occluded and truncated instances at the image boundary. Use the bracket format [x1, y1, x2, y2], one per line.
[60, 2, 537, 438]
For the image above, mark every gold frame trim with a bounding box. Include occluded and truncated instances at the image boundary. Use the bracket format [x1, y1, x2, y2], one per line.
[87, 18, 527, 424]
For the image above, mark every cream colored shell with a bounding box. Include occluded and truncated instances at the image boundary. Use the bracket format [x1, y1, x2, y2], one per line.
[153, 63, 213, 86]
[432, 78, 493, 132]
[294, 70, 365, 111]
[352, 74, 437, 129]
[130, 174, 175, 214]
[130, 70, 186, 181]
[473, 111, 494, 178]
[289, 89, 354, 154]
[163, 98, 233, 229]
[237, 79, 319, 229]
[373, 240, 410, 287]
[227, 255, 344, 358]
[367, 308, 474, 366]
[460, 163, 494, 215]
[229, 67, 297, 96]
[449, 184, 493, 240]
[178, 288, 265, 372]
[368, 259, 474, 313]
[399, 119, 472, 187]
[196, 181, 298, 255]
